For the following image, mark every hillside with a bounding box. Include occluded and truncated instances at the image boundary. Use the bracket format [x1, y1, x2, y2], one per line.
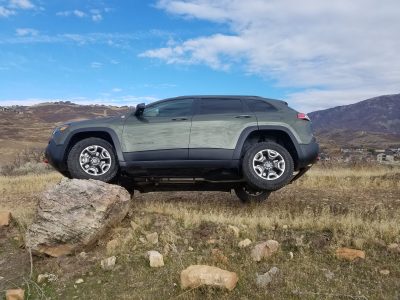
[0, 102, 129, 165]
[309, 94, 400, 149]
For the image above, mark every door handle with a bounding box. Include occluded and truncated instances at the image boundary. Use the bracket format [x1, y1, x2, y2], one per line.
[234, 115, 252, 119]
[171, 117, 188, 121]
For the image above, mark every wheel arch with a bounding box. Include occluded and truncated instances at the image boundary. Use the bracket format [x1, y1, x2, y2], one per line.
[64, 128, 125, 163]
[233, 126, 301, 170]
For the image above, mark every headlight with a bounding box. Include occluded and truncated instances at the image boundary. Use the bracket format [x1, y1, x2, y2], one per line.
[52, 124, 70, 135]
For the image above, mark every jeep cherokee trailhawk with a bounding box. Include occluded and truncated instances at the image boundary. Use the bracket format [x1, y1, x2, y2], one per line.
[45, 96, 319, 202]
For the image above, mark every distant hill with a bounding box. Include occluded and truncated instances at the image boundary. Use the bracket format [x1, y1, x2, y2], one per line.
[309, 94, 400, 149]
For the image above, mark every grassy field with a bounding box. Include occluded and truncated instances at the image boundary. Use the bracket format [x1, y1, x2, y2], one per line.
[0, 165, 399, 299]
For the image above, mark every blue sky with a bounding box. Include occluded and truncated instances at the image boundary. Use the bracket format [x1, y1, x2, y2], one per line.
[1, 0, 399, 112]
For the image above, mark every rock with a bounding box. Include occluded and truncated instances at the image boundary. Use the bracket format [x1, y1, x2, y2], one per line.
[256, 267, 279, 288]
[25, 178, 130, 257]
[289, 251, 294, 259]
[335, 247, 365, 261]
[147, 250, 164, 267]
[75, 278, 84, 284]
[206, 239, 217, 244]
[37, 273, 57, 283]
[228, 225, 240, 237]
[251, 240, 280, 262]
[180, 265, 238, 291]
[106, 239, 120, 255]
[387, 243, 400, 253]
[5, 289, 24, 300]
[323, 269, 334, 280]
[0, 211, 12, 226]
[211, 248, 228, 264]
[101, 256, 116, 271]
[130, 221, 140, 231]
[146, 232, 159, 244]
[238, 239, 252, 248]
[380, 269, 390, 275]
[188, 246, 194, 251]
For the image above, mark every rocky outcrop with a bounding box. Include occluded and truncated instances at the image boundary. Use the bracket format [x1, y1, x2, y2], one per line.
[180, 265, 238, 291]
[251, 240, 280, 262]
[26, 178, 130, 257]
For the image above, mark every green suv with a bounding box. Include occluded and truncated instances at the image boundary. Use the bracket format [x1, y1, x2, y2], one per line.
[46, 96, 319, 202]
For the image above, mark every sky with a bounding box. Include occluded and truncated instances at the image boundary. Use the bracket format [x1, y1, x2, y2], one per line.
[0, 0, 399, 112]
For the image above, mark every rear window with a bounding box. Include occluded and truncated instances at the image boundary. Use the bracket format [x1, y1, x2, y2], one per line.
[198, 98, 244, 114]
[247, 99, 277, 112]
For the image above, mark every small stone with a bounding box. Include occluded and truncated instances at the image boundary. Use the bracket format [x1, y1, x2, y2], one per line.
[0, 211, 12, 227]
[380, 269, 390, 275]
[79, 252, 87, 259]
[139, 237, 147, 244]
[5, 289, 24, 300]
[106, 239, 120, 255]
[387, 243, 400, 253]
[251, 240, 280, 262]
[75, 278, 84, 284]
[335, 247, 365, 261]
[256, 267, 280, 288]
[181, 265, 238, 291]
[238, 239, 252, 248]
[146, 232, 158, 244]
[130, 221, 140, 231]
[101, 256, 116, 271]
[37, 273, 57, 283]
[188, 246, 194, 251]
[282, 225, 288, 229]
[289, 251, 294, 259]
[206, 239, 217, 244]
[228, 225, 240, 238]
[147, 250, 164, 267]
[37, 274, 48, 284]
[323, 269, 334, 280]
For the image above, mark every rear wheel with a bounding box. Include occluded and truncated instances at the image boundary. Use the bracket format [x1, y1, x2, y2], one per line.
[67, 137, 118, 182]
[234, 185, 271, 203]
[242, 142, 294, 191]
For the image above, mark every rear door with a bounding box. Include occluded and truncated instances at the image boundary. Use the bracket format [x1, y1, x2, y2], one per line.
[189, 98, 257, 160]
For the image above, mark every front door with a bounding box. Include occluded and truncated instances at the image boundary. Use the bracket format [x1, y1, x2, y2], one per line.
[122, 98, 194, 161]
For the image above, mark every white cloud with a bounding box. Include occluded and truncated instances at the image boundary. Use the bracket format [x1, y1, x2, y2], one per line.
[0, 6, 15, 17]
[90, 62, 103, 69]
[92, 14, 102, 22]
[56, 10, 86, 18]
[16, 28, 38, 36]
[112, 88, 122, 93]
[142, 0, 400, 111]
[9, 0, 34, 10]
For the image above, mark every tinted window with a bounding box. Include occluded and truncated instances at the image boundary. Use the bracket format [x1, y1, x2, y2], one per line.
[198, 99, 243, 115]
[247, 99, 277, 112]
[143, 99, 193, 117]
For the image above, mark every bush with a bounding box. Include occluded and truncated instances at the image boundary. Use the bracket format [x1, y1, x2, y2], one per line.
[0, 148, 52, 176]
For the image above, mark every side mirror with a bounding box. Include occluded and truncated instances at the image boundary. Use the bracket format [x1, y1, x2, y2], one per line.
[135, 103, 145, 116]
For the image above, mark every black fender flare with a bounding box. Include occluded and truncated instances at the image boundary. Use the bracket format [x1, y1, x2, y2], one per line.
[63, 127, 125, 163]
[232, 125, 301, 160]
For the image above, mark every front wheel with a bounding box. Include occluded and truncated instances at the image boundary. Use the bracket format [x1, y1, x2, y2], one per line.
[242, 142, 294, 191]
[234, 185, 271, 203]
[67, 137, 119, 182]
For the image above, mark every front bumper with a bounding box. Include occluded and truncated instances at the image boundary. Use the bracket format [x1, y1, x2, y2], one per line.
[45, 139, 68, 173]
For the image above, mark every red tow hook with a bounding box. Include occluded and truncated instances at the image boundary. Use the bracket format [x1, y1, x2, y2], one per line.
[43, 159, 49, 164]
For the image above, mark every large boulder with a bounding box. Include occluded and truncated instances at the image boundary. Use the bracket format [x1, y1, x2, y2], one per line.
[26, 178, 130, 257]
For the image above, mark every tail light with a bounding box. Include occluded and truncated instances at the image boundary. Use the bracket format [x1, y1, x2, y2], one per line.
[297, 113, 310, 121]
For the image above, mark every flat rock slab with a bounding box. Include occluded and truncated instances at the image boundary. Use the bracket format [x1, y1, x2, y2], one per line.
[26, 178, 130, 257]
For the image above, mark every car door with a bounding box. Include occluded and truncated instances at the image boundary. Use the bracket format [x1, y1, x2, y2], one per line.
[189, 98, 257, 160]
[121, 98, 194, 161]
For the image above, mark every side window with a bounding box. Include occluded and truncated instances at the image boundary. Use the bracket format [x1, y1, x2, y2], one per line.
[198, 98, 244, 115]
[143, 99, 193, 117]
[247, 99, 277, 112]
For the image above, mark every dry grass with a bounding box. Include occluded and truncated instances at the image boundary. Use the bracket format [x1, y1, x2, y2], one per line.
[1, 165, 399, 299]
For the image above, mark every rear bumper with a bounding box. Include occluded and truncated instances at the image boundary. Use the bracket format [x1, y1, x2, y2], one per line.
[297, 138, 319, 169]
[45, 139, 68, 173]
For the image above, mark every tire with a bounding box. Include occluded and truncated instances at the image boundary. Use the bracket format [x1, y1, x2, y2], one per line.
[242, 142, 294, 191]
[67, 137, 119, 182]
[234, 185, 271, 203]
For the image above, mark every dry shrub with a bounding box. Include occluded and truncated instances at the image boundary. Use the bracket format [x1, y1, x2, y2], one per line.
[0, 148, 51, 176]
